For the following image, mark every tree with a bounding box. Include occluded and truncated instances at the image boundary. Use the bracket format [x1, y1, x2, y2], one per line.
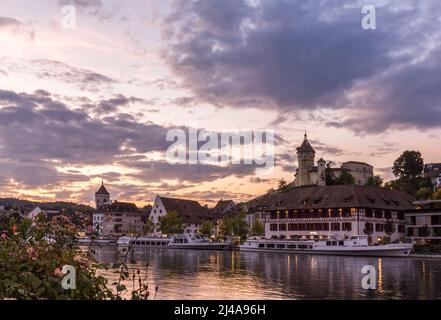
[416, 187, 433, 200]
[393, 151, 424, 179]
[143, 219, 154, 235]
[250, 219, 264, 236]
[325, 162, 337, 185]
[335, 169, 355, 185]
[159, 211, 184, 235]
[278, 178, 287, 190]
[199, 220, 213, 236]
[431, 190, 441, 200]
[365, 175, 384, 187]
[220, 212, 249, 239]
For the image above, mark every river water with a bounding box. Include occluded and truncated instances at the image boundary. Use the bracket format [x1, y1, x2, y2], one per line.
[91, 245, 441, 300]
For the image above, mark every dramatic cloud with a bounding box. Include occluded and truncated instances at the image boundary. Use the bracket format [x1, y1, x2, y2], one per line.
[162, 0, 441, 133]
[0, 89, 270, 189]
[31, 59, 115, 92]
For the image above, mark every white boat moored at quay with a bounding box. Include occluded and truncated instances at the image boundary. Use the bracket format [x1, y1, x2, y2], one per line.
[117, 234, 233, 252]
[168, 234, 233, 250]
[239, 235, 413, 257]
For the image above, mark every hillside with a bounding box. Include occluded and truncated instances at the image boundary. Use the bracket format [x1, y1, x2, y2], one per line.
[0, 198, 95, 215]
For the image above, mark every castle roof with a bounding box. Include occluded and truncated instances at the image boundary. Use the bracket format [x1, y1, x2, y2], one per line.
[96, 183, 110, 195]
[243, 185, 415, 211]
[97, 201, 139, 213]
[296, 137, 315, 154]
[159, 196, 210, 224]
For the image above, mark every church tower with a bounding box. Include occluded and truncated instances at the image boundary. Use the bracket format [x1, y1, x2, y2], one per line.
[95, 180, 110, 209]
[296, 133, 316, 186]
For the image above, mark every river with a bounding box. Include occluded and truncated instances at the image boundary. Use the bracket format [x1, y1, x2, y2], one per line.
[91, 245, 441, 300]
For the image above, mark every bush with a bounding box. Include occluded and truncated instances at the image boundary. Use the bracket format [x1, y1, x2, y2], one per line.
[0, 215, 115, 300]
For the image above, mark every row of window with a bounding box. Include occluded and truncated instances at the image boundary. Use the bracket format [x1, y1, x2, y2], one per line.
[269, 223, 405, 233]
[269, 223, 352, 232]
[268, 210, 404, 220]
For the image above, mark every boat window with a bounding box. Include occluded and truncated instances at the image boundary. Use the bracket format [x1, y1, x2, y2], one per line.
[276, 244, 285, 249]
[338, 241, 344, 246]
[309, 245, 313, 249]
[258, 244, 265, 248]
[266, 244, 275, 248]
[287, 245, 296, 249]
[332, 241, 337, 246]
[141, 241, 145, 245]
[184, 239, 188, 243]
[326, 241, 332, 246]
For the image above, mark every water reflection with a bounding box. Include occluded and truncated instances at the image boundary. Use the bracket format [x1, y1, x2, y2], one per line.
[92, 246, 441, 300]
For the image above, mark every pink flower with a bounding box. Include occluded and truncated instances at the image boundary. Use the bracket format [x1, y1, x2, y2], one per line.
[73, 255, 90, 268]
[26, 247, 38, 260]
[54, 268, 64, 277]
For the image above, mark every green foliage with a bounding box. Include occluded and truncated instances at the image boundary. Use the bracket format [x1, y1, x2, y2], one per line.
[431, 190, 441, 200]
[199, 220, 213, 236]
[250, 219, 264, 236]
[277, 178, 288, 190]
[416, 187, 434, 200]
[393, 150, 424, 178]
[365, 175, 384, 187]
[159, 211, 184, 235]
[325, 162, 337, 185]
[0, 215, 114, 300]
[334, 169, 355, 185]
[220, 212, 249, 239]
[143, 219, 154, 235]
[386, 176, 433, 198]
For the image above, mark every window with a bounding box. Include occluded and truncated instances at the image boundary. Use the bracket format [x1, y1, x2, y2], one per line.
[397, 212, 405, 220]
[384, 211, 392, 219]
[270, 212, 277, 219]
[270, 224, 278, 231]
[375, 210, 383, 219]
[288, 223, 297, 231]
[365, 209, 373, 218]
[375, 224, 384, 232]
[323, 223, 329, 231]
[331, 223, 340, 231]
[342, 223, 352, 231]
[279, 224, 287, 231]
[397, 225, 405, 233]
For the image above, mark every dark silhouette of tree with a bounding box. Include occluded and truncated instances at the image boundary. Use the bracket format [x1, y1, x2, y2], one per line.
[335, 169, 355, 185]
[393, 151, 424, 179]
[365, 175, 384, 187]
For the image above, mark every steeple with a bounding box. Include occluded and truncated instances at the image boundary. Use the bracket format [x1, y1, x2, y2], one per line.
[95, 180, 110, 209]
[295, 133, 316, 186]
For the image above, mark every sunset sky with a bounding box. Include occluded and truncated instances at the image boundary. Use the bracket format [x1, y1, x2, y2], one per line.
[0, 0, 440, 207]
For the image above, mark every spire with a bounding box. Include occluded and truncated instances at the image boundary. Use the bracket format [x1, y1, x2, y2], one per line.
[96, 181, 110, 195]
[297, 132, 315, 154]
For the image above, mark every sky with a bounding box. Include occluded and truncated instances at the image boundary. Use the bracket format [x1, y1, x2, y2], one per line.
[0, 0, 440, 207]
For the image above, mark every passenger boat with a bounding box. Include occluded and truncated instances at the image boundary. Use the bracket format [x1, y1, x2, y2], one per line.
[117, 236, 171, 253]
[168, 234, 233, 250]
[117, 234, 233, 252]
[239, 235, 413, 257]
